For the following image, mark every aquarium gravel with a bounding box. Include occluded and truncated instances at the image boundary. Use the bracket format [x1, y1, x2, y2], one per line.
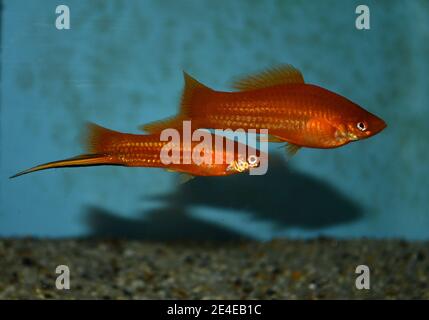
[0, 238, 427, 299]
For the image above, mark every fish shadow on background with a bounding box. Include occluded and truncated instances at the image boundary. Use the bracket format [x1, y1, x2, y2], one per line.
[84, 154, 364, 242]
[84, 205, 252, 242]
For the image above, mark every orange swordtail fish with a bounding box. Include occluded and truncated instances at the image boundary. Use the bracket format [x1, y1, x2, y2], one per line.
[10, 123, 261, 179]
[142, 65, 387, 155]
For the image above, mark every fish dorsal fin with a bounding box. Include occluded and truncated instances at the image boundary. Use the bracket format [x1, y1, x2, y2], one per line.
[140, 72, 210, 133]
[181, 71, 209, 113]
[232, 65, 305, 91]
[85, 122, 122, 154]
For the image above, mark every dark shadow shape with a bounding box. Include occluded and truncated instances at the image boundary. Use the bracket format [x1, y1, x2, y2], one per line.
[84, 205, 252, 242]
[148, 154, 364, 230]
[84, 154, 364, 241]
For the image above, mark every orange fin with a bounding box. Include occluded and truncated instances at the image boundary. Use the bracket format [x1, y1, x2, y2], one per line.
[9, 154, 110, 178]
[179, 173, 195, 184]
[140, 72, 211, 133]
[285, 143, 301, 157]
[86, 122, 123, 154]
[305, 118, 337, 145]
[165, 169, 195, 184]
[232, 64, 305, 91]
[180, 72, 210, 114]
[10, 122, 127, 178]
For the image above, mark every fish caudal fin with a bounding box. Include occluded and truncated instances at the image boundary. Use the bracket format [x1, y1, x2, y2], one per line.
[140, 72, 211, 133]
[10, 122, 125, 178]
[9, 154, 114, 179]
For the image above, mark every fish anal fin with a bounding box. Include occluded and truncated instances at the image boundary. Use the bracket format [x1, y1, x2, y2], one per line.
[141, 72, 211, 133]
[285, 143, 301, 158]
[179, 173, 195, 184]
[164, 168, 195, 184]
[232, 64, 305, 91]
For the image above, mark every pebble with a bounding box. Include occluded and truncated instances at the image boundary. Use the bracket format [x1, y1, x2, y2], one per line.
[0, 238, 428, 299]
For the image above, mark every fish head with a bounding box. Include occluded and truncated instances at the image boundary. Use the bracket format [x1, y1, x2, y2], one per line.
[338, 107, 387, 143]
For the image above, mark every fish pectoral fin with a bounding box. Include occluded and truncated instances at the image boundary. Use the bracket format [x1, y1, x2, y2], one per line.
[305, 118, 338, 146]
[257, 134, 284, 143]
[231, 64, 305, 91]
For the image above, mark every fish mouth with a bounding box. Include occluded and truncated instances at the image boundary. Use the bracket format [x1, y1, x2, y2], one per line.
[372, 117, 387, 134]
[368, 119, 387, 137]
[378, 119, 387, 132]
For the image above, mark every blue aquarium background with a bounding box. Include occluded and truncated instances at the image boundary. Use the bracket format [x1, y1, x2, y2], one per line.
[1, 0, 428, 240]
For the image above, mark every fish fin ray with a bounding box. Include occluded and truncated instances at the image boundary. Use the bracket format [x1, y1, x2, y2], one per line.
[181, 71, 210, 114]
[305, 118, 337, 146]
[11, 122, 126, 178]
[231, 64, 305, 91]
[179, 173, 195, 184]
[164, 168, 196, 184]
[9, 154, 110, 179]
[285, 143, 301, 158]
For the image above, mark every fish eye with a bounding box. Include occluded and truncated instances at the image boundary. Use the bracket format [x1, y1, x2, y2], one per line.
[248, 155, 259, 166]
[357, 122, 367, 131]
